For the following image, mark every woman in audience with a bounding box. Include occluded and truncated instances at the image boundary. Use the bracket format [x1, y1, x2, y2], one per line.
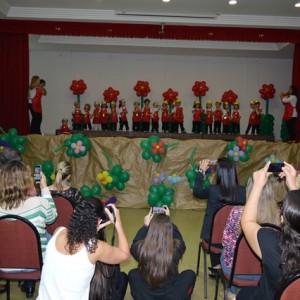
[193, 157, 246, 271]
[238, 161, 300, 300]
[129, 206, 196, 300]
[0, 160, 57, 297]
[221, 175, 287, 300]
[48, 161, 83, 206]
[37, 197, 130, 300]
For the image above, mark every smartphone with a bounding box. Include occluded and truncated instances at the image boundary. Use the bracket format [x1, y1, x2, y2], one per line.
[208, 160, 218, 166]
[267, 163, 284, 173]
[33, 164, 42, 182]
[152, 207, 166, 214]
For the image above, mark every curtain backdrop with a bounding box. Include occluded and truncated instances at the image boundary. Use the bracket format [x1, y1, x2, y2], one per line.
[0, 33, 29, 135]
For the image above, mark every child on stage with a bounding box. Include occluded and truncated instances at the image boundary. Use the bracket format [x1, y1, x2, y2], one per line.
[161, 101, 169, 133]
[205, 100, 213, 134]
[92, 101, 101, 131]
[231, 101, 241, 134]
[132, 101, 142, 132]
[119, 99, 129, 131]
[151, 102, 160, 133]
[192, 100, 202, 134]
[82, 103, 92, 130]
[213, 100, 222, 134]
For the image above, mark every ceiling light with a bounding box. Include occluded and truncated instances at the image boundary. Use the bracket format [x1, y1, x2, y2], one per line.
[229, 0, 237, 5]
[295, 2, 300, 7]
[162, 0, 170, 2]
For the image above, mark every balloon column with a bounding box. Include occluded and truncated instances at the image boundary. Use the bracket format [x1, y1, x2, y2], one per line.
[55, 133, 91, 158]
[69, 79, 87, 103]
[140, 135, 179, 163]
[185, 147, 211, 189]
[147, 171, 182, 207]
[226, 137, 253, 162]
[259, 84, 276, 136]
[133, 80, 151, 108]
[96, 151, 130, 191]
[0, 127, 27, 154]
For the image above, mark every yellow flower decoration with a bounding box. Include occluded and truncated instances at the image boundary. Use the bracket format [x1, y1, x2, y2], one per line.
[97, 171, 113, 185]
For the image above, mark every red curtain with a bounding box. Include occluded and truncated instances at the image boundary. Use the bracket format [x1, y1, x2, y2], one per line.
[0, 33, 30, 135]
[293, 44, 300, 142]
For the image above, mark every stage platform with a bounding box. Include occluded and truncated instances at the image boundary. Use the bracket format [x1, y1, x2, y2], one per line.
[56, 129, 275, 142]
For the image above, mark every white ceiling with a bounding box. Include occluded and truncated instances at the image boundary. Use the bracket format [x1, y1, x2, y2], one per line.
[1, 0, 300, 58]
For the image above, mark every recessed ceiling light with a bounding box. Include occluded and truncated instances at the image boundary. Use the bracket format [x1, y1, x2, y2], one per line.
[295, 2, 300, 7]
[162, 0, 170, 2]
[229, 0, 237, 5]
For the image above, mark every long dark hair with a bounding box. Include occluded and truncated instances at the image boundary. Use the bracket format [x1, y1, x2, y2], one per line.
[67, 197, 105, 254]
[137, 214, 185, 289]
[289, 85, 298, 97]
[216, 157, 239, 203]
[280, 190, 300, 280]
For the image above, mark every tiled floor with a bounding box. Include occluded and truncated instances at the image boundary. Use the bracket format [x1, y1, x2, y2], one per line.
[0, 208, 223, 299]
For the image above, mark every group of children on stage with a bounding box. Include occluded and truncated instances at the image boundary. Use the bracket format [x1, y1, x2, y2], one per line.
[60, 98, 262, 135]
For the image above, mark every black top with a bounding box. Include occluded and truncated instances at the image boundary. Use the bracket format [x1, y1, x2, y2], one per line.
[237, 227, 282, 300]
[193, 172, 246, 240]
[50, 187, 83, 207]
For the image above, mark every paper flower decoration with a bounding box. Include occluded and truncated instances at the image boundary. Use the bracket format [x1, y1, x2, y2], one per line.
[226, 136, 253, 162]
[96, 151, 130, 191]
[259, 84, 276, 100]
[103, 87, 120, 103]
[54, 133, 91, 158]
[192, 81, 209, 97]
[134, 81, 151, 97]
[162, 88, 178, 105]
[140, 135, 179, 163]
[69, 79, 87, 95]
[0, 127, 27, 154]
[148, 171, 181, 208]
[221, 90, 238, 105]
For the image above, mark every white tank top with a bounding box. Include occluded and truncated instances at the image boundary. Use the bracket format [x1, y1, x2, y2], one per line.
[37, 227, 95, 300]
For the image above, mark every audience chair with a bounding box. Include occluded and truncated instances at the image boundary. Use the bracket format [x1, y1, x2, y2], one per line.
[274, 272, 300, 300]
[214, 233, 262, 300]
[46, 195, 75, 235]
[0, 215, 43, 300]
[196, 204, 242, 299]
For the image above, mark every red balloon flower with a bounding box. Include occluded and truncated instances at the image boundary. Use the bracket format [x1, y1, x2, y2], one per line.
[103, 87, 120, 103]
[134, 81, 151, 97]
[192, 81, 209, 97]
[259, 84, 276, 100]
[69, 79, 87, 95]
[221, 90, 238, 105]
[162, 88, 179, 105]
[151, 141, 165, 154]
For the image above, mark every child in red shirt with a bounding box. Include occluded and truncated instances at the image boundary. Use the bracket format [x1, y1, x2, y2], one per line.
[99, 101, 108, 131]
[213, 100, 223, 134]
[151, 102, 161, 133]
[222, 101, 231, 134]
[192, 100, 202, 134]
[205, 100, 213, 134]
[92, 101, 101, 131]
[245, 101, 256, 135]
[72, 101, 82, 130]
[172, 99, 186, 133]
[142, 98, 151, 132]
[109, 101, 118, 131]
[132, 101, 142, 132]
[60, 118, 71, 134]
[82, 103, 92, 130]
[231, 101, 241, 134]
[161, 101, 169, 133]
[119, 99, 129, 131]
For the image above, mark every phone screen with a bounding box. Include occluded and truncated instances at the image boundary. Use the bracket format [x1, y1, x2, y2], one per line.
[34, 165, 42, 182]
[152, 207, 166, 214]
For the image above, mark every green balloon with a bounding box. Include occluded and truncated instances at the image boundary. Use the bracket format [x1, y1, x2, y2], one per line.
[18, 136, 27, 145]
[80, 185, 92, 198]
[162, 194, 173, 206]
[189, 182, 195, 189]
[16, 145, 25, 154]
[0, 135, 9, 143]
[8, 128, 17, 137]
[9, 137, 19, 148]
[116, 182, 125, 191]
[71, 133, 84, 142]
[105, 182, 115, 190]
[42, 160, 54, 175]
[148, 193, 160, 206]
[91, 185, 102, 195]
[111, 175, 119, 185]
[152, 153, 162, 163]
[74, 152, 81, 158]
[240, 152, 249, 162]
[148, 135, 159, 144]
[149, 185, 158, 194]
[140, 140, 150, 149]
[185, 169, 196, 180]
[142, 150, 152, 160]
[246, 145, 253, 153]
[112, 165, 123, 176]
[119, 172, 130, 183]
[64, 139, 72, 147]
[157, 184, 167, 196]
[66, 148, 74, 157]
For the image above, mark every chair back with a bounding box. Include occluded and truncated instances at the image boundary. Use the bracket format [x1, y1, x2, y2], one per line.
[228, 233, 262, 287]
[0, 214, 43, 270]
[209, 204, 242, 250]
[275, 273, 300, 300]
[46, 196, 75, 235]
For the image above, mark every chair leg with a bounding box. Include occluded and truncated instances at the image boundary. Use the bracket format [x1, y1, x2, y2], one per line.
[214, 270, 220, 300]
[6, 280, 10, 300]
[204, 248, 208, 299]
[196, 242, 202, 276]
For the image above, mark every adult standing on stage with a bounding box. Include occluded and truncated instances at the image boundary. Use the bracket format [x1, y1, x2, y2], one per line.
[280, 85, 298, 143]
[29, 75, 47, 134]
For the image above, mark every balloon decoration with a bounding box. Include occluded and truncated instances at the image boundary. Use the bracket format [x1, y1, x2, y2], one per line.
[185, 147, 211, 189]
[264, 154, 282, 164]
[96, 151, 130, 191]
[33, 160, 54, 186]
[0, 127, 27, 154]
[80, 184, 102, 198]
[147, 171, 182, 207]
[192, 81, 209, 133]
[140, 135, 179, 163]
[259, 83, 276, 135]
[69, 79, 87, 103]
[103, 87, 120, 103]
[226, 136, 253, 162]
[221, 90, 238, 106]
[162, 88, 178, 105]
[134, 80, 151, 108]
[54, 133, 91, 158]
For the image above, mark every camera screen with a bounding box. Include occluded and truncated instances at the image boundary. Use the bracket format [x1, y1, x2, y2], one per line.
[152, 207, 166, 214]
[267, 163, 284, 173]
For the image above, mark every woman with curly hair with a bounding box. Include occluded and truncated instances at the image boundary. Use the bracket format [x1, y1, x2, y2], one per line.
[37, 197, 129, 300]
[238, 161, 300, 300]
[48, 161, 83, 206]
[129, 206, 196, 299]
